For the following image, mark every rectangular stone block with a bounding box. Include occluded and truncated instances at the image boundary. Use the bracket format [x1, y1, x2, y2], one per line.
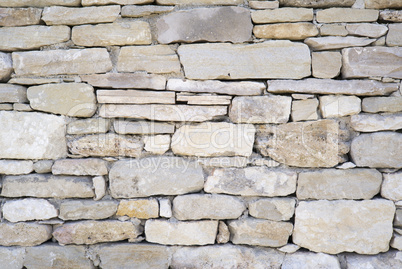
[380, 10, 402, 22]
[114, 120, 175, 134]
[305, 36, 375, 51]
[177, 93, 232, 105]
[0, 247, 25, 269]
[52, 158, 108, 176]
[248, 198, 296, 221]
[253, 23, 318, 40]
[279, 0, 355, 7]
[312, 51, 342, 78]
[59, 200, 118, 220]
[82, 0, 153, 5]
[156, 0, 243, 5]
[320, 24, 347, 36]
[0, 0, 80, 7]
[0, 84, 27, 103]
[351, 113, 402, 132]
[81, 73, 166, 90]
[97, 90, 175, 104]
[0, 160, 33, 175]
[316, 8, 379, 23]
[0, 7, 42, 26]
[67, 118, 111, 135]
[319, 95, 361, 118]
[121, 5, 174, 17]
[386, 24, 402, 47]
[117, 199, 159, 219]
[249, 0, 280, 9]
[0, 52, 12, 81]
[364, 0, 402, 9]
[346, 23, 388, 38]
[0, 223, 52, 247]
[252, 8, 313, 23]
[362, 97, 402, 113]
[291, 98, 319, 121]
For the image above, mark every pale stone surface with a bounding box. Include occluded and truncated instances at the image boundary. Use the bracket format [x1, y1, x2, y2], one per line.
[114, 120, 175, 134]
[0, 247, 25, 269]
[159, 199, 172, 218]
[282, 252, 341, 269]
[229, 96, 291, 124]
[249, 198, 296, 221]
[117, 45, 179, 74]
[33, 160, 53, 173]
[387, 24, 402, 47]
[67, 118, 110, 135]
[362, 97, 402, 113]
[59, 200, 118, 220]
[53, 220, 142, 245]
[251, 8, 313, 23]
[342, 47, 402, 79]
[205, 167, 297, 196]
[216, 221, 230, 244]
[97, 90, 175, 104]
[13, 49, 112, 76]
[278, 244, 300, 253]
[13, 103, 32, 112]
[249, 1, 280, 9]
[93, 176, 106, 201]
[317, 8, 379, 23]
[319, 95, 361, 118]
[0, 7, 41, 27]
[0, 84, 27, 103]
[320, 24, 347, 36]
[395, 210, 402, 227]
[351, 132, 402, 168]
[293, 200, 395, 254]
[336, 161, 356, 169]
[144, 135, 170, 154]
[341, 250, 402, 269]
[3, 199, 57, 222]
[122, 5, 174, 17]
[381, 171, 402, 201]
[253, 23, 318, 40]
[177, 93, 231, 105]
[83, 0, 152, 5]
[0, 53, 13, 81]
[81, 73, 166, 90]
[351, 113, 402, 132]
[52, 158, 108, 176]
[0, 111, 66, 159]
[197, 156, 248, 168]
[156, 0, 243, 5]
[312, 51, 341, 79]
[380, 10, 402, 22]
[0, 103, 13, 110]
[305, 36, 375, 50]
[1, 174, 94, 198]
[279, 0, 355, 7]
[8, 77, 63, 85]
[291, 98, 318, 121]
[178, 41, 311, 79]
[109, 157, 204, 198]
[0, 223, 52, 246]
[364, 0, 402, 8]
[346, 23, 388, 38]
[116, 199, 159, 219]
[0, 0, 80, 7]
[42, 5, 120, 25]
[297, 169, 382, 200]
[0, 160, 33, 175]
[172, 122, 255, 157]
[391, 234, 402, 250]
[68, 134, 143, 158]
[0, 25, 70, 51]
[173, 194, 245, 220]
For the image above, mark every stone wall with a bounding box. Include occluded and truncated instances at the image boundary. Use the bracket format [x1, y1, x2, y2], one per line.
[0, 0, 401, 268]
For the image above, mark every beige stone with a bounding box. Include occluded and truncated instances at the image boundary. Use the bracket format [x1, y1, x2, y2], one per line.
[320, 24, 348, 36]
[81, 73, 166, 90]
[0, 53, 13, 81]
[121, 5, 174, 17]
[291, 98, 318, 121]
[362, 97, 402, 113]
[279, 0, 355, 7]
[317, 8, 379, 23]
[341, 250, 402, 269]
[319, 95, 361, 118]
[249, 1, 280, 9]
[13, 103, 32, 112]
[380, 10, 402, 23]
[0, 223, 52, 246]
[254, 23, 318, 40]
[197, 156, 248, 168]
[0, 7, 42, 26]
[59, 200, 118, 220]
[282, 252, 341, 269]
[381, 171, 402, 201]
[350, 113, 402, 132]
[82, 0, 153, 5]
[0, 160, 33, 175]
[116, 199, 159, 219]
[67, 118, 111, 135]
[0, 84, 27, 103]
[278, 244, 300, 254]
[159, 199, 172, 218]
[391, 233, 402, 250]
[305, 36, 375, 50]
[144, 135, 170, 154]
[346, 23, 388, 38]
[93, 176, 106, 201]
[0, 0, 80, 7]
[97, 90, 175, 104]
[364, 0, 402, 9]
[386, 24, 402, 47]
[216, 221, 230, 244]
[33, 160, 53, 174]
[177, 93, 232, 105]
[249, 198, 296, 221]
[312, 51, 341, 79]
[8, 77, 63, 85]
[0, 103, 13, 110]
[0, 247, 25, 269]
[3, 199, 58, 222]
[251, 8, 313, 23]
[156, 0, 243, 5]
[52, 158, 108, 176]
[395, 210, 402, 227]
[114, 120, 175, 134]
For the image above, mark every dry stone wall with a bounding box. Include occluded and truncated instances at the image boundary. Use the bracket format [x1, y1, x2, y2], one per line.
[0, 0, 401, 268]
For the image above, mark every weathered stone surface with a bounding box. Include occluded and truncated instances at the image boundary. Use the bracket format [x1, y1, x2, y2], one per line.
[293, 200, 395, 254]
[117, 45, 180, 73]
[145, 220, 218, 245]
[116, 199, 159, 219]
[178, 41, 311, 79]
[13, 49, 112, 76]
[0, 7, 41, 26]
[341, 250, 402, 269]
[297, 169, 382, 200]
[1, 174, 94, 198]
[156, 0, 243, 5]
[197, 156, 248, 168]
[68, 134, 143, 158]
[228, 218, 292, 247]
[216, 221, 230, 244]
[0, 247, 25, 269]
[0, 0, 80, 7]
[0, 103, 13, 110]
[351, 113, 402, 132]
[342, 47, 402, 79]
[59, 200, 118, 220]
[172, 122, 255, 157]
[386, 24, 402, 47]
[305, 36, 375, 50]
[67, 118, 111, 135]
[177, 93, 232, 105]
[278, 244, 300, 254]
[0, 223, 52, 246]
[282, 252, 341, 269]
[0, 25, 70, 51]
[53, 220, 142, 245]
[381, 171, 402, 201]
[205, 167, 297, 196]
[114, 120, 174, 135]
[249, 198, 296, 221]
[312, 51, 341, 79]
[252, 8, 313, 23]
[380, 10, 402, 22]
[3, 199, 58, 222]
[362, 97, 402, 113]
[253, 23, 318, 40]
[351, 132, 402, 168]
[229, 96, 291, 124]
[0, 160, 33, 174]
[249, 0, 280, 9]
[279, 0, 355, 7]
[33, 160, 53, 174]
[291, 98, 318, 121]
[0, 53, 13, 81]
[395, 209, 402, 227]
[0, 84, 27, 103]
[122, 5, 174, 17]
[13, 103, 32, 111]
[346, 23, 388, 38]
[0, 111, 66, 159]
[317, 8, 379, 23]
[52, 158, 108, 176]
[171, 245, 285, 269]
[365, 0, 402, 8]
[42, 5, 120, 25]
[319, 95, 361, 118]
[320, 24, 347, 36]
[144, 135, 170, 154]
[268, 79, 398, 96]
[98, 90, 174, 105]
[8, 77, 63, 85]
[391, 233, 402, 250]
[109, 157, 204, 198]
[173, 194, 245, 220]
[81, 73, 166, 90]
[159, 199, 172, 218]
[92, 176, 106, 201]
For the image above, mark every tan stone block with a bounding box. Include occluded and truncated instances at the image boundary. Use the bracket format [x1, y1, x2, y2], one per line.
[3, 199, 58, 222]
[305, 36, 375, 51]
[362, 97, 402, 113]
[249, 1, 279, 9]
[381, 171, 402, 201]
[279, 0, 355, 8]
[0, 84, 27, 103]
[97, 90, 175, 104]
[52, 158, 108, 176]
[0, 53, 13, 81]
[317, 8, 379, 23]
[253, 23, 318, 40]
[117, 199, 159, 219]
[81, 73, 166, 90]
[291, 98, 318, 121]
[346, 23, 388, 38]
[350, 113, 402, 132]
[380, 10, 402, 22]
[0, 7, 42, 26]
[386, 24, 402, 47]
[249, 198, 296, 221]
[252, 8, 313, 23]
[156, 0, 243, 5]
[0, 223, 52, 247]
[144, 135, 170, 154]
[121, 5, 174, 17]
[312, 51, 341, 79]
[82, 0, 153, 5]
[320, 24, 347, 36]
[0, 0, 80, 7]
[59, 200, 118, 220]
[319, 95, 361, 118]
[114, 120, 175, 135]
[67, 118, 111, 135]
[364, 0, 402, 9]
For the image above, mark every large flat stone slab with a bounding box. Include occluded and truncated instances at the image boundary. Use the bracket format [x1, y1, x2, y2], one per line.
[350, 113, 402, 132]
[3, 198, 58, 222]
[279, 0, 355, 7]
[156, 0, 243, 5]
[122, 5, 174, 17]
[81, 73, 166, 90]
[251, 8, 313, 23]
[316, 8, 378, 23]
[0, 84, 27, 103]
[0, 160, 33, 175]
[0, 7, 42, 26]
[341, 250, 402, 269]
[364, 0, 402, 8]
[59, 200, 118, 220]
[114, 120, 175, 135]
[82, 0, 153, 5]
[97, 90, 175, 104]
[67, 118, 110, 135]
[254, 23, 318, 40]
[0, 223, 52, 246]
[0, 0, 80, 7]
[362, 97, 402, 113]
[52, 158, 108, 176]
[305, 36, 375, 50]
[0, 53, 13, 81]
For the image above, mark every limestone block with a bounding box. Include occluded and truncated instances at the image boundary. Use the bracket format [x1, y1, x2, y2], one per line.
[249, 1, 280, 9]
[0, 53, 13, 81]
[319, 95, 361, 118]
[350, 113, 402, 132]
[216, 221, 230, 244]
[59, 200, 118, 220]
[0, 160, 33, 175]
[362, 97, 402, 113]
[282, 252, 341, 269]
[251, 8, 313, 23]
[0, 7, 41, 26]
[305, 36, 375, 50]
[279, 0, 355, 7]
[346, 23, 388, 38]
[380, 10, 402, 22]
[159, 199, 172, 218]
[177, 93, 232, 105]
[317, 8, 379, 23]
[93, 176, 106, 201]
[0, 0, 80, 7]
[156, 0, 243, 5]
[0, 247, 25, 269]
[114, 120, 175, 135]
[144, 135, 170, 154]
[33, 160, 53, 174]
[312, 51, 341, 79]
[52, 158, 108, 176]
[341, 250, 402, 269]
[3, 199, 57, 222]
[97, 90, 175, 104]
[122, 5, 174, 17]
[67, 118, 110, 135]
[0, 223, 52, 246]
[81, 73, 166, 90]
[0, 84, 27, 103]
[291, 98, 318, 121]
[320, 24, 347, 36]
[249, 198, 296, 221]
[381, 171, 402, 201]
[364, 0, 402, 9]
[386, 24, 402, 47]
[254, 23, 318, 40]
[116, 199, 159, 219]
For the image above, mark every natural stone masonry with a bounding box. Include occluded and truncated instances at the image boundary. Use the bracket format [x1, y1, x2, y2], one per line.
[381, 171, 402, 201]
[251, 8, 313, 23]
[312, 51, 342, 78]
[156, 0, 243, 5]
[279, 0, 355, 7]
[346, 23, 388, 38]
[116, 199, 159, 219]
[3, 199, 58, 222]
[0, 7, 42, 26]
[254, 23, 319, 40]
[114, 120, 175, 134]
[67, 118, 111, 135]
[52, 158, 108, 176]
[319, 95, 361, 118]
[0, 84, 27, 103]
[362, 97, 402, 113]
[82, 0, 153, 5]
[0, 160, 33, 175]
[0, 53, 13, 81]
[316, 8, 379, 23]
[350, 113, 402, 132]
[59, 200, 118, 220]
[248, 198, 296, 221]
[0, 0, 81, 7]
[81, 73, 166, 90]
[282, 252, 341, 269]
[305, 36, 375, 50]
[122, 5, 174, 17]
[97, 90, 175, 104]
[0, 223, 52, 247]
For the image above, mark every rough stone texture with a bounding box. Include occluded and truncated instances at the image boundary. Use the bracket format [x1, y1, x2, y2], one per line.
[291, 98, 319, 121]
[8, 77, 63, 85]
[205, 167, 297, 196]
[229, 96, 291, 124]
[305, 36, 375, 50]
[0, 247, 25, 269]
[216, 221, 230, 244]
[81, 73, 166, 90]
[279, 0, 355, 7]
[171, 122, 255, 157]
[177, 93, 232, 105]
[0, 0, 80, 7]
[178, 41, 311, 79]
[122, 5, 174, 17]
[346, 23, 388, 38]
[395, 210, 402, 227]
[253, 23, 318, 40]
[380, 10, 402, 22]
[249, 1, 280, 9]
[342, 47, 402, 79]
[0, 223, 52, 246]
[319, 95, 361, 118]
[0, 111, 67, 159]
[391, 234, 402, 250]
[157, 7, 252, 44]
[13, 103, 32, 111]
[156, 0, 243, 5]
[67, 118, 111, 135]
[52, 158, 108, 176]
[282, 252, 341, 269]
[317, 8, 379, 23]
[93, 176, 106, 201]
[173, 194, 246, 220]
[116, 199, 159, 219]
[341, 250, 402, 269]
[249, 198, 296, 221]
[145, 220, 218, 246]
[350, 113, 402, 132]
[33, 160, 53, 174]
[114, 120, 175, 135]
[59, 200, 118, 220]
[386, 24, 402, 47]
[144, 135, 170, 154]
[293, 200, 395, 254]
[197, 156, 248, 168]
[0, 84, 27, 103]
[82, 0, 153, 5]
[362, 97, 402, 113]
[42, 5, 120, 25]
[1, 174, 94, 198]
[364, 0, 402, 9]
[251, 8, 313, 23]
[0, 7, 41, 27]
[297, 169, 382, 200]
[117, 45, 180, 73]
[381, 171, 402, 201]
[13, 48, 112, 76]
[0, 160, 33, 175]
[159, 199, 172, 218]
[320, 24, 348, 36]
[109, 157, 204, 198]
[3, 199, 58, 222]
[312, 51, 342, 79]
[0, 53, 13, 81]
[351, 132, 402, 168]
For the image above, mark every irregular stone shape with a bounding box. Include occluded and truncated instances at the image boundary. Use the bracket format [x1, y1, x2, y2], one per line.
[346, 23, 388, 38]
[159, 199, 172, 218]
[144, 135, 170, 154]
[27, 83, 96, 117]
[13, 103, 31, 111]
[381, 171, 402, 201]
[0, 84, 27, 103]
[205, 167, 297, 196]
[0, 247, 25, 269]
[93, 176, 106, 201]
[320, 24, 348, 36]
[171, 244, 285, 269]
[42, 5, 120, 25]
[0, 53, 13, 81]
[81, 73, 166, 90]
[253, 22, 318, 40]
[197, 156, 248, 168]
[293, 200, 395, 254]
[122, 5, 174, 17]
[0, 25, 70, 51]
[114, 120, 175, 135]
[252, 8, 313, 23]
[99, 104, 227, 122]
[8, 77, 63, 85]
[67, 118, 111, 135]
[268, 79, 398, 96]
[282, 252, 341, 269]
[171, 122, 255, 157]
[291, 98, 318, 121]
[351, 132, 402, 168]
[312, 51, 341, 79]
[178, 41, 311, 79]
[0, 111, 67, 159]
[362, 97, 402, 113]
[305, 36, 375, 50]
[279, 0, 355, 7]
[177, 93, 232, 105]
[364, 0, 402, 8]
[391, 233, 402, 250]
[229, 96, 292, 124]
[73, 22, 151, 47]
[53, 220, 142, 245]
[249, 198, 296, 221]
[156, 0, 243, 5]
[117, 45, 180, 73]
[395, 209, 402, 227]
[387, 24, 402, 47]
[0, 0, 80, 7]
[0, 7, 41, 26]
[52, 158, 108, 176]
[116, 199, 159, 219]
[167, 79, 264, 95]
[82, 0, 153, 5]
[319, 95, 361, 118]
[59, 200, 118, 220]
[3, 199, 58, 222]
[24, 244, 93, 269]
[0, 223, 52, 246]
[109, 157, 204, 198]
[342, 47, 402, 79]
[173, 194, 246, 220]
[0, 160, 33, 174]
[145, 219, 218, 246]
[317, 8, 378, 23]
[68, 134, 143, 158]
[249, 0, 280, 9]
[1, 174, 94, 198]
[228, 218, 293, 247]
[380, 10, 402, 23]
[216, 221, 230, 244]
[351, 113, 402, 132]
[297, 169, 382, 200]
[278, 244, 300, 254]
[33, 160, 53, 174]
[342, 250, 402, 269]
[157, 7, 252, 44]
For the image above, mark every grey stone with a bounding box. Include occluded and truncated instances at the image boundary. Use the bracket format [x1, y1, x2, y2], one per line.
[251, 8, 313, 23]
[0, 223, 52, 246]
[391, 233, 402, 250]
[249, 0, 280, 9]
[0, 53, 13, 81]
[0, 7, 42, 26]
[0, 103, 13, 110]
[279, 0, 355, 7]
[93, 176, 106, 201]
[254, 23, 319, 40]
[319, 95, 361, 118]
[67, 118, 111, 135]
[59, 200, 118, 220]
[248, 198, 296, 221]
[197, 156, 248, 168]
[143, 135, 170, 155]
[156, 0, 243, 5]
[350, 113, 402, 132]
[291, 98, 319, 121]
[305, 36, 375, 50]
[387, 24, 402, 47]
[312, 51, 342, 79]
[0, 84, 27, 103]
[80, 73, 166, 90]
[0, 246, 25, 269]
[3, 198, 58, 222]
[320, 24, 348, 36]
[362, 97, 402, 113]
[121, 5, 174, 17]
[316, 8, 379, 23]
[82, 0, 153, 5]
[364, 0, 402, 9]
[0, 0, 80, 7]
[0, 160, 33, 175]
[33, 160, 53, 174]
[282, 251, 341, 269]
[13, 103, 32, 112]
[380, 10, 402, 22]
[52, 158, 108, 176]
[114, 120, 175, 135]
[341, 250, 402, 269]
[381, 171, 402, 201]
[8, 77, 63, 85]
[346, 23, 388, 38]
[395, 209, 402, 227]
[216, 221, 230, 244]
[97, 90, 173, 104]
